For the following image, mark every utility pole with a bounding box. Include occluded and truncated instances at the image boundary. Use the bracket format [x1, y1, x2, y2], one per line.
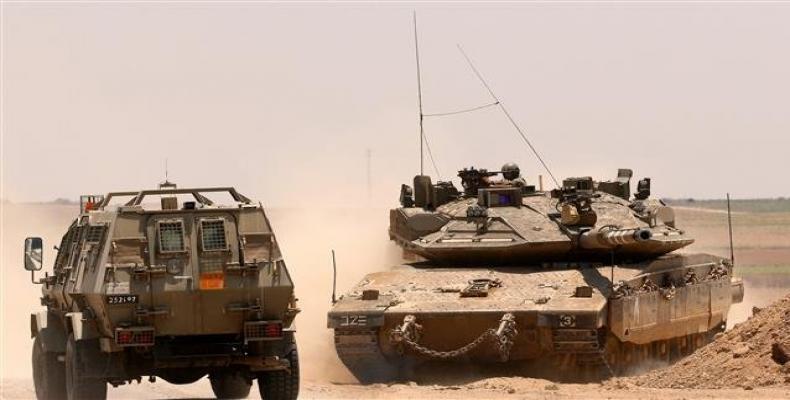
[366, 148, 372, 203]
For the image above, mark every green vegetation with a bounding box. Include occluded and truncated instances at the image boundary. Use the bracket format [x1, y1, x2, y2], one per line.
[664, 198, 790, 213]
[735, 264, 790, 276]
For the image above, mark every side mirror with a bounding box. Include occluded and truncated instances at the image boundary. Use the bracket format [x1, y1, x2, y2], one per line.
[24, 237, 43, 271]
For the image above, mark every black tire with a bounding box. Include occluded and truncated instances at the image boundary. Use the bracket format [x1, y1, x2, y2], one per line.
[258, 348, 299, 400]
[209, 370, 252, 399]
[32, 335, 66, 400]
[65, 334, 106, 400]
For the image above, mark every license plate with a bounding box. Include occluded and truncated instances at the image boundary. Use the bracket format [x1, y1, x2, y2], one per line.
[106, 295, 139, 305]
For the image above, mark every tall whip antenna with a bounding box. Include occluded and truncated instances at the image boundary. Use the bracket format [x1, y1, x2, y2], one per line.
[413, 11, 425, 175]
[726, 193, 735, 266]
[457, 44, 560, 188]
[331, 250, 337, 304]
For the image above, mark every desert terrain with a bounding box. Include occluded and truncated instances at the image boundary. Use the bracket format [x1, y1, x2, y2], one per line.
[1, 199, 788, 399]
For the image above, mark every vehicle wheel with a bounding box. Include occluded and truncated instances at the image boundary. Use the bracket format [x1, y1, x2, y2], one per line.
[65, 334, 106, 400]
[32, 335, 66, 400]
[258, 348, 299, 400]
[209, 369, 252, 399]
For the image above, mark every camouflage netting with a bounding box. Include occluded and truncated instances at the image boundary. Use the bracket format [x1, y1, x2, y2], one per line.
[631, 294, 790, 389]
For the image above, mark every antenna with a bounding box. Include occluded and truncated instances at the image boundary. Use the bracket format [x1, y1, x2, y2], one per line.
[165, 158, 169, 182]
[457, 45, 560, 188]
[331, 250, 338, 304]
[726, 193, 735, 266]
[413, 11, 425, 176]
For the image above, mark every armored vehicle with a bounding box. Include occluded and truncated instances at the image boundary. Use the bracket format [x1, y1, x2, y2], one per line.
[25, 184, 299, 400]
[328, 167, 744, 382]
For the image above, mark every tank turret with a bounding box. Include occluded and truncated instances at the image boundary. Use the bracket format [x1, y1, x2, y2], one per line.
[388, 167, 693, 264]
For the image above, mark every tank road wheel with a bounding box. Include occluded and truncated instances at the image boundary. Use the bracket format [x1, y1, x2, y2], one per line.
[258, 348, 299, 400]
[32, 335, 66, 400]
[209, 370, 252, 399]
[65, 335, 106, 400]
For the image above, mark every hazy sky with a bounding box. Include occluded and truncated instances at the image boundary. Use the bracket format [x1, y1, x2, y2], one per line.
[2, 3, 789, 207]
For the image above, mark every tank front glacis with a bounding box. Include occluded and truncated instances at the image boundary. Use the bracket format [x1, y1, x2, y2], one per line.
[27, 185, 300, 400]
[329, 166, 744, 383]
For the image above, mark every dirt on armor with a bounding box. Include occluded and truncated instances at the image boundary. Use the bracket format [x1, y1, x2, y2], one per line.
[626, 294, 790, 390]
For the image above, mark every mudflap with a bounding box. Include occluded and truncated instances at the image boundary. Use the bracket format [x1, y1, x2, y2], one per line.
[31, 312, 67, 354]
[77, 338, 126, 379]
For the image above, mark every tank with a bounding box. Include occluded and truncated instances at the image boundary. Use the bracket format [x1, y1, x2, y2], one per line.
[328, 166, 745, 382]
[24, 183, 300, 400]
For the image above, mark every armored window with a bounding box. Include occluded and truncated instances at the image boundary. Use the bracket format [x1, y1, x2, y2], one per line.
[200, 219, 228, 251]
[55, 224, 76, 269]
[158, 221, 185, 253]
[85, 225, 106, 243]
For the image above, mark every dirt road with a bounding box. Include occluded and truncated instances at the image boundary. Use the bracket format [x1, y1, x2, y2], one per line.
[3, 376, 790, 399]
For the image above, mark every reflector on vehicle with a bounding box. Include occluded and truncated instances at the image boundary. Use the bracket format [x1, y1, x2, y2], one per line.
[114, 327, 155, 347]
[244, 320, 284, 342]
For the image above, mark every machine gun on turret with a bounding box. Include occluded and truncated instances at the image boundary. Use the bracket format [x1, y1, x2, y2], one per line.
[458, 167, 500, 196]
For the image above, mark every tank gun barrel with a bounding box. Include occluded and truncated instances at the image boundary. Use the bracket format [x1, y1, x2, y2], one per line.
[578, 228, 652, 249]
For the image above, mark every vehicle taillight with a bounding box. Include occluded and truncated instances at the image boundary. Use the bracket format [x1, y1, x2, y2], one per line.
[244, 321, 283, 342]
[114, 327, 155, 347]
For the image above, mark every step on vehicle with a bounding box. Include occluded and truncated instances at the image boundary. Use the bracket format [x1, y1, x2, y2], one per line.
[26, 183, 300, 400]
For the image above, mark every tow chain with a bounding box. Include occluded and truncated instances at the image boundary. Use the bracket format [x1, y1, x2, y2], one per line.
[390, 313, 517, 361]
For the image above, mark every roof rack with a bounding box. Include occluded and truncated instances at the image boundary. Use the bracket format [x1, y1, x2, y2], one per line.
[96, 187, 252, 210]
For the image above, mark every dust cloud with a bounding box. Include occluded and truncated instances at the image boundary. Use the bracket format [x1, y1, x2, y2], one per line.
[1, 203, 77, 381]
[264, 207, 406, 383]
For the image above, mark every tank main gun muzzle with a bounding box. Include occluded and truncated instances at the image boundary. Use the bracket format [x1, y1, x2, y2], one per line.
[578, 228, 653, 249]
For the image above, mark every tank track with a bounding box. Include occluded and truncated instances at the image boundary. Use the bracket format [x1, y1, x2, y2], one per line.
[334, 326, 724, 382]
[600, 329, 722, 376]
[333, 329, 403, 383]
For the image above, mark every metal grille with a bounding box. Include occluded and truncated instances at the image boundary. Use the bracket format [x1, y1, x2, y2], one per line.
[85, 225, 105, 243]
[158, 221, 185, 252]
[201, 219, 227, 251]
[200, 259, 224, 273]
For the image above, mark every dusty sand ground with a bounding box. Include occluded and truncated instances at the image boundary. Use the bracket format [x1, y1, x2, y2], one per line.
[1, 202, 788, 399]
[631, 294, 790, 390]
[3, 376, 790, 399]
